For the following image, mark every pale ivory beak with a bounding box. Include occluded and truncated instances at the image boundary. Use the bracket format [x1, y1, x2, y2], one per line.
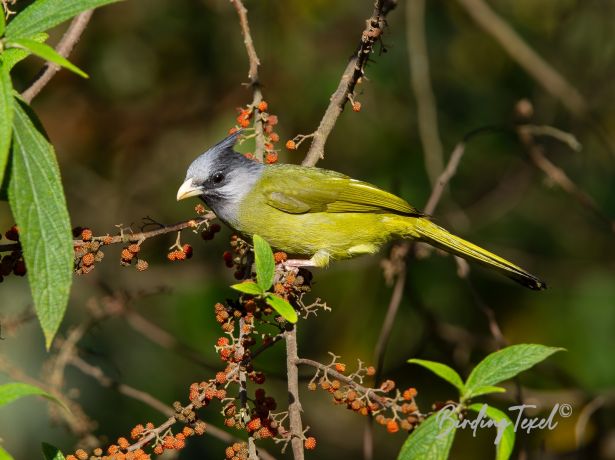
[176, 178, 203, 201]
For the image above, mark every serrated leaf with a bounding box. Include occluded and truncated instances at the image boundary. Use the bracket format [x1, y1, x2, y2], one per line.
[42, 443, 65, 460]
[0, 33, 48, 71]
[467, 385, 506, 399]
[265, 293, 297, 323]
[0, 446, 15, 460]
[5, 0, 121, 38]
[468, 404, 515, 460]
[7, 38, 87, 78]
[465, 344, 563, 398]
[397, 409, 457, 460]
[230, 282, 264, 296]
[408, 359, 465, 394]
[253, 234, 275, 291]
[0, 382, 59, 408]
[0, 61, 12, 187]
[8, 101, 73, 349]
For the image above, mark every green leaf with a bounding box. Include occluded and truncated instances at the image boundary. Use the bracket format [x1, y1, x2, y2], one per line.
[265, 293, 298, 323]
[466, 385, 506, 399]
[408, 359, 465, 393]
[7, 38, 87, 78]
[464, 344, 563, 398]
[42, 443, 65, 460]
[0, 7, 6, 37]
[0, 61, 13, 187]
[253, 234, 275, 291]
[0, 382, 59, 408]
[8, 101, 73, 348]
[230, 282, 264, 296]
[0, 33, 48, 71]
[5, 0, 121, 38]
[0, 446, 15, 460]
[468, 404, 515, 460]
[397, 409, 457, 460]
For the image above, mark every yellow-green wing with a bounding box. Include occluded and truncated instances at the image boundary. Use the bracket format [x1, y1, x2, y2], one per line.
[260, 164, 420, 215]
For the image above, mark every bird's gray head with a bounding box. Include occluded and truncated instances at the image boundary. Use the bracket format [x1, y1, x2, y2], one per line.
[176, 131, 264, 224]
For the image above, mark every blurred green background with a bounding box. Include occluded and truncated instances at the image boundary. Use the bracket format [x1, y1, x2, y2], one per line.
[1, 0, 614, 458]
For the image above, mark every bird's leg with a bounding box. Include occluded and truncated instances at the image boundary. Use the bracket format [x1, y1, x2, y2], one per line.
[283, 250, 330, 268]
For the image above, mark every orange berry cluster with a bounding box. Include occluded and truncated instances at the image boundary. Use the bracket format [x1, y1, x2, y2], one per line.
[0, 226, 26, 282]
[65, 445, 149, 460]
[73, 227, 105, 275]
[224, 442, 249, 460]
[167, 244, 192, 262]
[120, 243, 149, 271]
[230, 101, 281, 164]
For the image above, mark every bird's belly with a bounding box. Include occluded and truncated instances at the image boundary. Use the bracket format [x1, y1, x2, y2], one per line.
[235, 207, 402, 260]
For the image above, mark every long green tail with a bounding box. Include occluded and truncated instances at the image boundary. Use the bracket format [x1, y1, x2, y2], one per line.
[414, 219, 546, 290]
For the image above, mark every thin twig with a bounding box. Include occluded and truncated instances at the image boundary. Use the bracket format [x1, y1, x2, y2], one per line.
[407, 0, 444, 185]
[21, 11, 94, 103]
[456, 0, 587, 116]
[302, 0, 399, 167]
[285, 327, 305, 460]
[229, 0, 266, 161]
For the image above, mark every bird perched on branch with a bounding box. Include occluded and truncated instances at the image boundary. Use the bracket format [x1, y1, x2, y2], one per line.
[177, 131, 546, 290]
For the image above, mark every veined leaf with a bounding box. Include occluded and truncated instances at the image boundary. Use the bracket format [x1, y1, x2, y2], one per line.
[5, 0, 122, 38]
[253, 234, 275, 291]
[7, 38, 88, 78]
[468, 404, 515, 460]
[0, 61, 12, 187]
[408, 359, 464, 394]
[230, 281, 264, 296]
[467, 385, 506, 399]
[0, 382, 60, 408]
[0, 33, 48, 71]
[464, 344, 563, 397]
[397, 410, 457, 460]
[8, 101, 73, 348]
[265, 294, 297, 323]
[42, 443, 66, 460]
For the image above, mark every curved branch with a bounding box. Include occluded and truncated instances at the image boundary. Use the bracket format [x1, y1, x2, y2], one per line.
[21, 10, 94, 103]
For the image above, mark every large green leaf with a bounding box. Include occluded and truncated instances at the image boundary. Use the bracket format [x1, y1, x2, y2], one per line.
[5, 0, 122, 38]
[42, 443, 65, 460]
[0, 382, 59, 408]
[265, 293, 298, 323]
[468, 404, 515, 460]
[464, 344, 563, 398]
[0, 61, 12, 187]
[7, 38, 88, 78]
[397, 409, 457, 460]
[0, 33, 48, 72]
[8, 101, 73, 348]
[408, 359, 465, 394]
[253, 234, 275, 291]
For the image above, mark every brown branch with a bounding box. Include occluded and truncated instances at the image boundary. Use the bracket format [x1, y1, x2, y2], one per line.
[21, 11, 94, 103]
[456, 0, 587, 117]
[302, 0, 399, 167]
[285, 327, 305, 460]
[230, 0, 266, 161]
[406, 0, 444, 185]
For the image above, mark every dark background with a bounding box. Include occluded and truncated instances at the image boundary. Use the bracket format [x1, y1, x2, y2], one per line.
[1, 0, 614, 459]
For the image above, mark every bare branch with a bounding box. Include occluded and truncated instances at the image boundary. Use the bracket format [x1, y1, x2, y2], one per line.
[21, 11, 94, 103]
[302, 0, 399, 167]
[406, 0, 444, 185]
[285, 327, 305, 460]
[456, 0, 587, 116]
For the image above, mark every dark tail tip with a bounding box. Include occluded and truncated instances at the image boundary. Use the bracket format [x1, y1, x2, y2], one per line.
[515, 272, 547, 291]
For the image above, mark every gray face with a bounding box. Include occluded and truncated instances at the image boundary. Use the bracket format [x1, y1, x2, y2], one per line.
[182, 132, 264, 225]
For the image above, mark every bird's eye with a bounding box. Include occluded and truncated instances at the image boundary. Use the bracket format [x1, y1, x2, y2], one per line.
[212, 172, 224, 184]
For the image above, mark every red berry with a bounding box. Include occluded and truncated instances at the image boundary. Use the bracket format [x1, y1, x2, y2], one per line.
[285, 140, 296, 150]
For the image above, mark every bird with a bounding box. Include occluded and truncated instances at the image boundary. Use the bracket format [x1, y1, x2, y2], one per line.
[177, 131, 546, 290]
